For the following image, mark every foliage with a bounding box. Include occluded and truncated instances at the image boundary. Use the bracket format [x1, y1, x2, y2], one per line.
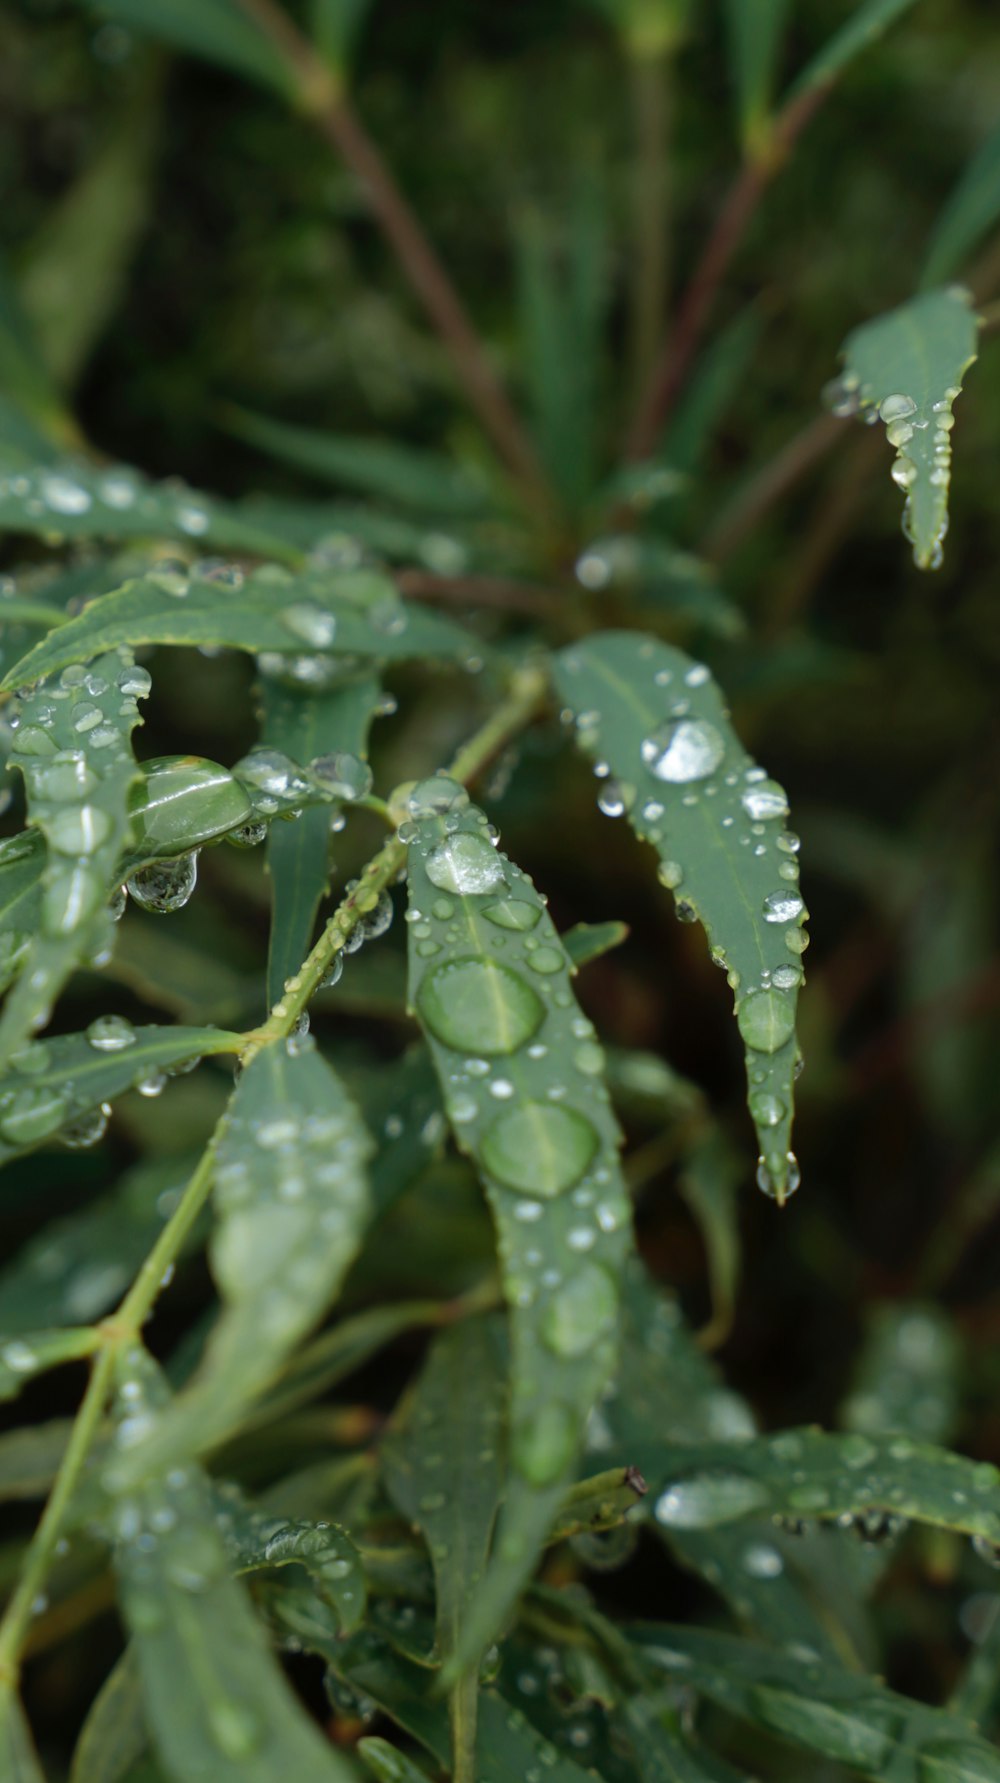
[1, 2, 999, 1780]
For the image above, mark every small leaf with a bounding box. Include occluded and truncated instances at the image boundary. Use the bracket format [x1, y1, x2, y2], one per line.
[358, 1740, 433, 1783]
[86, 0, 292, 94]
[216, 1488, 366, 1633]
[835, 286, 978, 569]
[106, 1042, 372, 1485]
[404, 778, 632, 1667]
[562, 919, 629, 968]
[0, 650, 147, 1068]
[104, 1347, 354, 1782]
[227, 407, 492, 516]
[923, 122, 1000, 288]
[789, 0, 919, 97]
[0, 1326, 98, 1402]
[0, 1027, 238, 1167]
[554, 630, 806, 1197]
[632, 1624, 1000, 1783]
[261, 671, 381, 1004]
[2, 565, 479, 693]
[383, 1316, 507, 1776]
[723, 0, 792, 150]
[70, 1648, 148, 1783]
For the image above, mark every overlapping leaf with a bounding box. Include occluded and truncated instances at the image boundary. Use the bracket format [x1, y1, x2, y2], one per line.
[215, 1486, 366, 1633]
[2, 563, 480, 692]
[554, 630, 806, 1197]
[69, 1648, 148, 1783]
[105, 1041, 372, 1485]
[103, 1347, 354, 1783]
[0, 1691, 46, 1783]
[0, 1326, 97, 1403]
[835, 286, 979, 569]
[86, 0, 291, 94]
[404, 777, 632, 1666]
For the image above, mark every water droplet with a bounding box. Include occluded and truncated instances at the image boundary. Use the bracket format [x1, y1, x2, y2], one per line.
[748, 1090, 786, 1128]
[481, 1102, 599, 1197]
[61, 1104, 110, 1150]
[42, 862, 103, 935]
[208, 1699, 263, 1759]
[40, 472, 92, 515]
[126, 853, 198, 915]
[762, 890, 805, 924]
[641, 719, 725, 783]
[742, 1541, 784, 1579]
[406, 775, 469, 819]
[0, 1083, 67, 1146]
[309, 751, 373, 801]
[86, 1014, 137, 1052]
[738, 988, 795, 1053]
[879, 392, 917, 423]
[417, 956, 544, 1055]
[756, 1151, 801, 1200]
[542, 1264, 618, 1357]
[482, 898, 540, 932]
[512, 1401, 578, 1485]
[46, 804, 113, 857]
[425, 833, 506, 896]
[655, 1470, 771, 1529]
[527, 946, 564, 976]
[741, 779, 789, 822]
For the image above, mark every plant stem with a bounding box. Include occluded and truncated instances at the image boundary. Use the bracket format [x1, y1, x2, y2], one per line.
[624, 84, 827, 461]
[235, 0, 549, 515]
[702, 412, 846, 563]
[628, 47, 672, 398]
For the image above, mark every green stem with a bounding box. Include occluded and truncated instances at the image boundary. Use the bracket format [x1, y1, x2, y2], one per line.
[449, 1667, 480, 1783]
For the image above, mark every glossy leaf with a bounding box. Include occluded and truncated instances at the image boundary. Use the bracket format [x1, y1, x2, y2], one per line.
[0, 1026, 238, 1168]
[789, 0, 919, 96]
[835, 285, 978, 569]
[104, 1347, 354, 1783]
[0, 460, 299, 559]
[216, 1487, 366, 1633]
[2, 564, 480, 693]
[0, 650, 147, 1068]
[632, 1624, 1000, 1782]
[554, 630, 806, 1197]
[106, 1041, 372, 1485]
[70, 1649, 148, 1783]
[723, 0, 792, 148]
[383, 1316, 506, 1774]
[227, 407, 492, 516]
[404, 778, 632, 1666]
[841, 1302, 961, 1445]
[923, 122, 1000, 287]
[261, 671, 380, 1003]
[85, 0, 291, 95]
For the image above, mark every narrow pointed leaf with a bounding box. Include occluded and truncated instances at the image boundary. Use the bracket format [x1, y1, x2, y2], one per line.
[562, 918, 629, 968]
[0, 1027, 238, 1167]
[0, 460, 299, 559]
[262, 672, 380, 1003]
[85, 0, 291, 94]
[2, 565, 479, 693]
[836, 286, 978, 569]
[723, 0, 792, 148]
[659, 306, 762, 473]
[227, 408, 492, 516]
[104, 1348, 353, 1783]
[311, 0, 375, 70]
[216, 1489, 366, 1633]
[923, 122, 1000, 288]
[106, 1042, 372, 1485]
[789, 0, 919, 97]
[632, 1624, 1000, 1783]
[554, 631, 805, 1196]
[404, 778, 632, 1667]
[70, 1648, 148, 1783]
[677, 1130, 742, 1345]
[0, 650, 147, 1067]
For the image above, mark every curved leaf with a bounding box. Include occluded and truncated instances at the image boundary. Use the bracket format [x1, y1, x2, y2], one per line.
[85, 0, 292, 95]
[923, 122, 1000, 288]
[789, 0, 919, 97]
[226, 408, 492, 516]
[835, 285, 979, 569]
[404, 778, 632, 1666]
[2, 564, 480, 693]
[216, 1487, 366, 1634]
[70, 1648, 148, 1783]
[0, 1691, 46, 1783]
[0, 1326, 98, 1403]
[553, 630, 806, 1197]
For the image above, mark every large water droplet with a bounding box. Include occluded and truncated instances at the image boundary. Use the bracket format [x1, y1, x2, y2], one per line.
[741, 779, 789, 822]
[512, 1401, 578, 1485]
[126, 853, 198, 915]
[655, 1470, 770, 1529]
[46, 804, 114, 857]
[879, 392, 917, 423]
[425, 833, 506, 896]
[641, 719, 725, 783]
[86, 1014, 137, 1053]
[542, 1264, 618, 1357]
[280, 601, 337, 648]
[482, 898, 540, 932]
[737, 989, 795, 1054]
[309, 751, 373, 802]
[762, 890, 805, 924]
[481, 1102, 599, 1196]
[417, 956, 545, 1056]
[407, 775, 469, 820]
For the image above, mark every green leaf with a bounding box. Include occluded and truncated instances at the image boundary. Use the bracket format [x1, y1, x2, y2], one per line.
[357, 1740, 433, 1783]
[573, 538, 745, 638]
[226, 408, 492, 517]
[0, 650, 147, 1068]
[2, 565, 480, 693]
[0, 461, 301, 560]
[310, 0, 375, 70]
[553, 631, 805, 1197]
[0, 832, 47, 996]
[0, 1419, 75, 1502]
[104, 1348, 354, 1782]
[106, 1041, 372, 1485]
[723, 0, 792, 150]
[788, 0, 919, 97]
[677, 1130, 742, 1346]
[216, 1488, 366, 1633]
[562, 919, 630, 969]
[0, 1690, 46, 1783]
[383, 1316, 507, 1775]
[262, 672, 380, 1004]
[241, 1298, 443, 1436]
[86, 0, 292, 95]
[632, 1624, 1000, 1782]
[949, 1596, 1000, 1731]
[404, 777, 632, 1667]
[649, 1425, 1000, 1546]
[0, 1027, 238, 1167]
[0, 1326, 98, 1402]
[70, 1649, 149, 1783]
[18, 62, 162, 392]
[836, 286, 978, 569]
[619, 1695, 747, 1783]
[658, 306, 763, 474]
[923, 122, 1000, 288]
[841, 1303, 961, 1445]
[0, 252, 76, 447]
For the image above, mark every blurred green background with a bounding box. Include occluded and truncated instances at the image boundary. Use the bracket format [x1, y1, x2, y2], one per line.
[3, 0, 1000, 1761]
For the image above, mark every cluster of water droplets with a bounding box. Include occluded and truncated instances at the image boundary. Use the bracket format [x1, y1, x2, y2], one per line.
[404, 776, 631, 1488]
[0, 1016, 206, 1154]
[0, 463, 215, 540]
[232, 743, 372, 824]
